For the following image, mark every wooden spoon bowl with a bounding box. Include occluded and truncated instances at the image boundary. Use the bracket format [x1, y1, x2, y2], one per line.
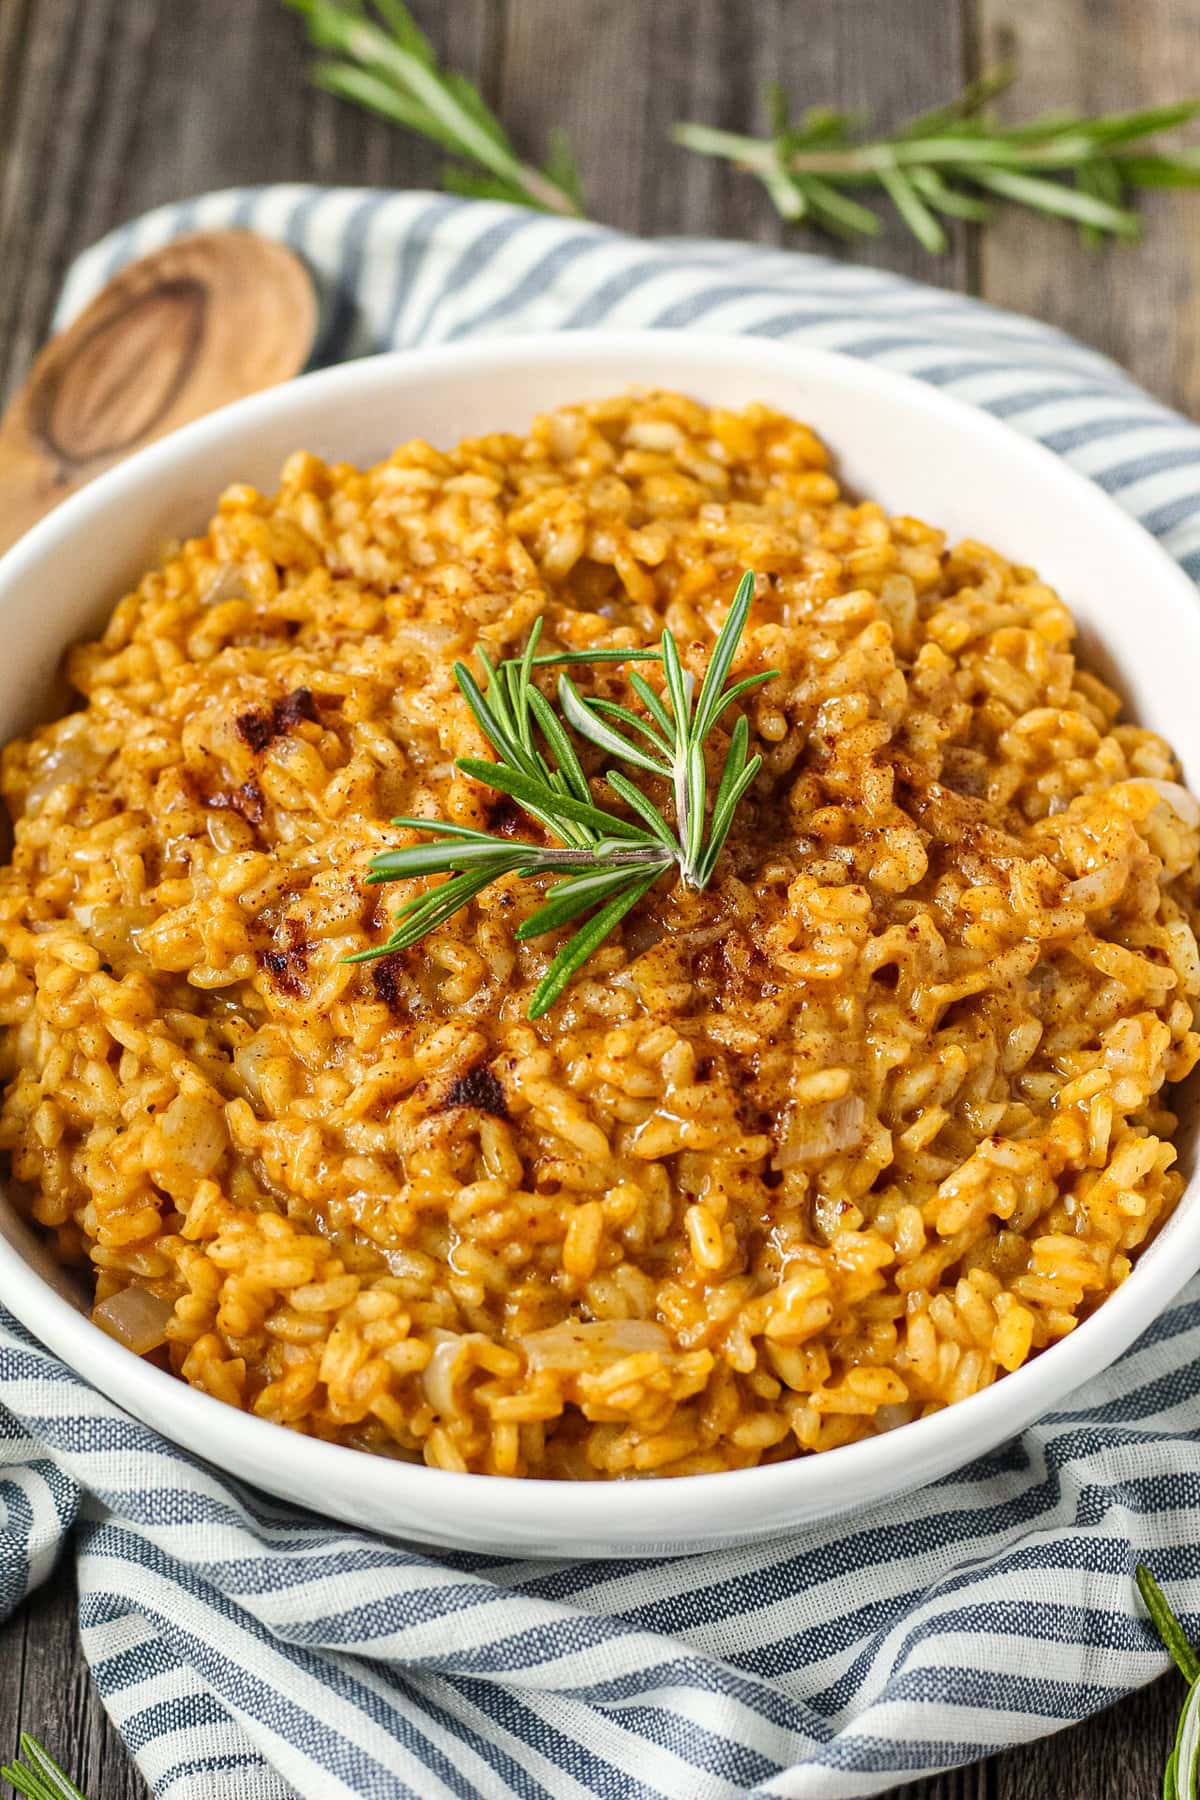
[0, 230, 316, 555]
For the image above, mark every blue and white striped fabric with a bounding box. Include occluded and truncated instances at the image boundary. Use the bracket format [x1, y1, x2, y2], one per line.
[4, 184, 1200, 1800]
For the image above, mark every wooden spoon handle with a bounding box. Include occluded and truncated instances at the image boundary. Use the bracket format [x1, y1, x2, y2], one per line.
[0, 231, 316, 557]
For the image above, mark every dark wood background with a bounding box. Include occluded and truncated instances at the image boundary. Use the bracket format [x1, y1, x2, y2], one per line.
[1, 0, 1197, 1795]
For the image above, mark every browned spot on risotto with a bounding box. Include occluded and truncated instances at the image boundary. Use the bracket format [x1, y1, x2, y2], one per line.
[485, 796, 527, 839]
[235, 685, 320, 754]
[207, 778, 266, 828]
[369, 953, 407, 1016]
[257, 924, 310, 999]
[444, 1065, 509, 1120]
[0, 389, 1197, 1481]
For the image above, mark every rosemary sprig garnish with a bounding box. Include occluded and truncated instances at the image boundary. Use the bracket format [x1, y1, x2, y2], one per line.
[284, 0, 584, 216]
[1137, 1564, 1200, 1799]
[674, 71, 1200, 252]
[1, 1735, 91, 1800]
[349, 571, 775, 1019]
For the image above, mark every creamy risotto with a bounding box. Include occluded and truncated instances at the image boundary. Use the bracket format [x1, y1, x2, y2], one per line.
[1, 390, 1197, 1479]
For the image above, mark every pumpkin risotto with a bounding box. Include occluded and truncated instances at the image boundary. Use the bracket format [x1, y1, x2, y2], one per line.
[1, 390, 1198, 1480]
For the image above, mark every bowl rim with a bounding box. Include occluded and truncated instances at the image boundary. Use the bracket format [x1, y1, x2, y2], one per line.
[2, 326, 1199, 1544]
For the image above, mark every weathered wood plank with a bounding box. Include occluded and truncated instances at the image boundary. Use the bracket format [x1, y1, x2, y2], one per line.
[1, 1565, 149, 1797]
[896, 1761, 993, 1800]
[0, 1580, 29, 1760]
[978, 0, 1200, 416]
[995, 1671, 1184, 1800]
[499, 0, 971, 288]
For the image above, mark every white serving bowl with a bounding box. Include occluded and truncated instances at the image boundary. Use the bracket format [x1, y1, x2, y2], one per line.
[1, 331, 1198, 1559]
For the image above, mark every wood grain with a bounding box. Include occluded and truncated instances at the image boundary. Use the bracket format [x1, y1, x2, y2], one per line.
[0, 1, 1196, 1795]
[497, 0, 970, 283]
[978, 0, 1200, 416]
[0, 231, 315, 551]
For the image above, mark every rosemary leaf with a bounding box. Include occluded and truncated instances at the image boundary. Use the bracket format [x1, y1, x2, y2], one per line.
[455, 659, 529, 774]
[363, 839, 532, 880]
[692, 570, 757, 741]
[630, 671, 677, 741]
[1176, 1678, 1200, 1800]
[907, 167, 994, 222]
[441, 166, 536, 207]
[309, 59, 456, 145]
[1118, 150, 1200, 187]
[699, 757, 762, 886]
[557, 674, 670, 777]
[601, 767, 678, 850]
[969, 164, 1141, 236]
[878, 165, 948, 255]
[684, 735, 707, 870]
[1134, 1565, 1200, 1800]
[527, 869, 662, 1019]
[372, 0, 436, 61]
[705, 671, 777, 731]
[659, 628, 692, 740]
[765, 79, 791, 138]
[1076, 157, 1125, 249]
[897, 66, 1018, 139]
[528, 647, 663, 667]
[793, 174, 883, 240]
[709, 712, 752, 823]
[385, 816, 514, 843]
[543, 126, 586, 213]
[525, 686, 595, 807]
[582, 696, 675, 759]
[761, 161, 809, 223]
[1137, 1565, 1200, 1685]
[1066, 100, 1200, 147]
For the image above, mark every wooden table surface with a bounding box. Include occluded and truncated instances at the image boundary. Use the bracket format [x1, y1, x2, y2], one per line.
[1, 1, 1197, 1795]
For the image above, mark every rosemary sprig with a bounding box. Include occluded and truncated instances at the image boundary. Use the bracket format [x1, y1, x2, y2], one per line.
[674, 71, 1200, 252]
[284, 0, 585, 216]
[284, 6, 1200, 255]
[349, 571, 775, 1019]
[1, 1735, 91, 1800]
[1137, 1564, 1200, 1799]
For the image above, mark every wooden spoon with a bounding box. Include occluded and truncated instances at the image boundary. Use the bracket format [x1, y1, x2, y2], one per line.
[0, 230, 317, 556]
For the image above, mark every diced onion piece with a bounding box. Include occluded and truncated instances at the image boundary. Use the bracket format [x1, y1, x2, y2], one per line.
[25, 724, 107, 810]
[520, 1318, 669, 1373]
[155, 1093, 227, 1176]
[775, 1095, 865, 1169]
[874, 1402, 918, 1434]
[198, 563, 250, 607]
[94, 1286, 174, 1355]
[422, 1336, 463, 1414]
[420, 1330, 489, 1414]
[1145, 778, 1200, 830]
[71, 902, 155, 963]
[234, 1034, 280, 1108]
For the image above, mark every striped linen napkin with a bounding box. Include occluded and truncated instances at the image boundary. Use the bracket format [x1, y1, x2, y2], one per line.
[4, 185, 1200, 1800]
